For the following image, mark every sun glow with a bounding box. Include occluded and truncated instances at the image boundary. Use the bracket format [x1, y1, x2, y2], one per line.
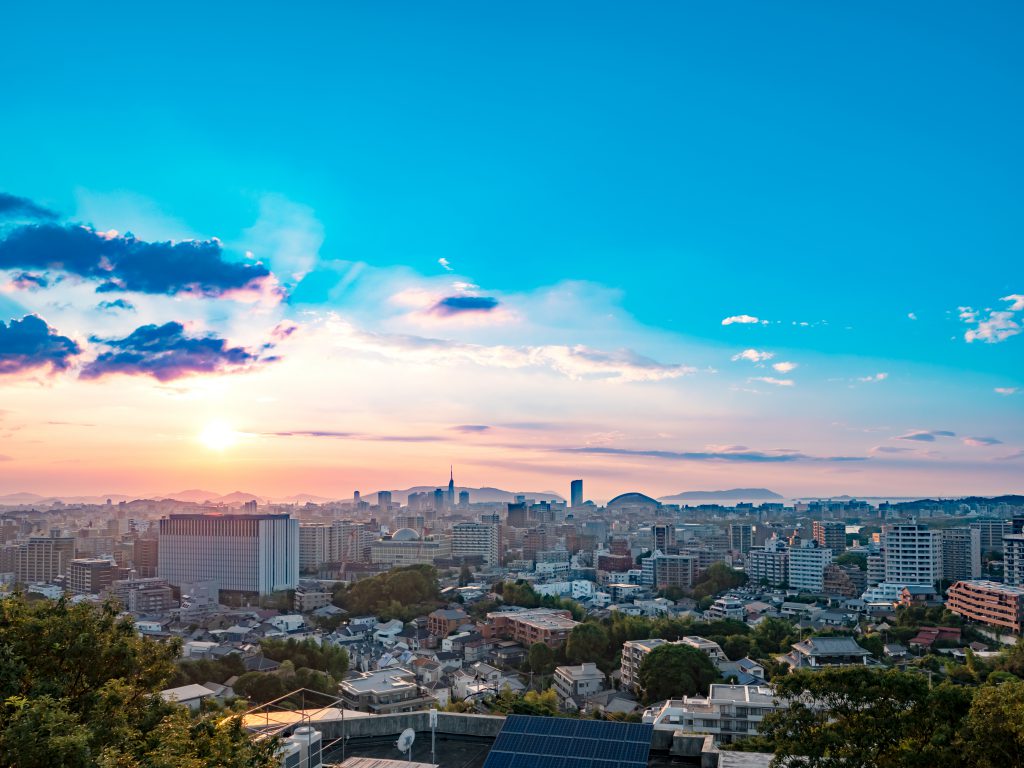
[199, 421, 238, 451]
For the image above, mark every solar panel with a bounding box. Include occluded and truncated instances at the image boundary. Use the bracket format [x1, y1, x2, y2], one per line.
[483, 715, 653, 768]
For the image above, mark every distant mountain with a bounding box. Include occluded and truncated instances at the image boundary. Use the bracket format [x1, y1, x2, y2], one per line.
[894, 494, 1024, 509]
[159, 489, 223, 504]
[277, 493, 335, 504]
[0, 492, 49, 504]
[369, 486, 565, 504]
[210, 491, 264, 505]
[659, 488, 784, 501]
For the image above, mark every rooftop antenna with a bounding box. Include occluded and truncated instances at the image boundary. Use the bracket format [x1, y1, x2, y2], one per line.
[396, 728, 415, 763]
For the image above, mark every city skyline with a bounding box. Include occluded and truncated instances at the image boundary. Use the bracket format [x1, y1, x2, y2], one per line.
[1, 3, 1022, 500]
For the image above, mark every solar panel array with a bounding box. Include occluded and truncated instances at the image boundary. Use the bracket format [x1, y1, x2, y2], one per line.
[482, 715, 653, 768]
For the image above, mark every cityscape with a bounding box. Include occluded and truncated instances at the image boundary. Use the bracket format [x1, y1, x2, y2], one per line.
[2, 3, 1023, 768]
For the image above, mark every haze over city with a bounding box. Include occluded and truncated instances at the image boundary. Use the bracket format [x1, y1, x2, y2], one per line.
[1, 3, 1022, 500]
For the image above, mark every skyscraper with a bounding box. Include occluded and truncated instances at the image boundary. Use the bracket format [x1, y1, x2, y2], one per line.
[447, 467, 456, 509]
[570, 479, 583, 508]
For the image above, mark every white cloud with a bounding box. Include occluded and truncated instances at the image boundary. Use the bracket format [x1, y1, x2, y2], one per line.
[438, 258, 453, 272]
[749, 376, 794, 387]
[995, 387, 1020, 395]
[240, 194, 324, 284]
[722, 314, 765, 326]
[772, 361, 797, 373]
[731, 349, 773, 363]
[907, 312, 917, 320]
[961, 295, 1024, 343]
[858, 372, 888, 383]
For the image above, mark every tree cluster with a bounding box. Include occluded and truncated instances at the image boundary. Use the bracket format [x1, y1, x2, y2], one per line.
[333, 564, 441, 621]
[0, 596, 277, 768]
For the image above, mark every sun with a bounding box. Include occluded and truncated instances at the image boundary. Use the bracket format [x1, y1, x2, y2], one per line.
[199, 421, 238, 451]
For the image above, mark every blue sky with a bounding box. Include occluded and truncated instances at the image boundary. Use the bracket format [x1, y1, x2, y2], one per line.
[0, 2, 1020, 499]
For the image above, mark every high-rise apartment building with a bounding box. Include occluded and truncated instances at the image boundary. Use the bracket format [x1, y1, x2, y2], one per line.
[133, 536, 158, 578]
[971, 519, 1012, 554]
[652, 523, 677, 554]
[68, 558, 116, 595]
[788, 540, 832, 592]
[570, 479, 583, 508]
[812, 521, 846, 556]
[745, 538, 789, 587]
[1004, 534, 1024, 587]
[452, 521, 502, 566]
[883, 522, 942, 587]
[729, 524, 754, 554]
[299, 524, 333, 572]
[15, 535, 75, 584]
[158, 513, 299, 596]
[650, 553, 697, 589]
[941, 527, 982, 582]
[377, 491, 393, 510]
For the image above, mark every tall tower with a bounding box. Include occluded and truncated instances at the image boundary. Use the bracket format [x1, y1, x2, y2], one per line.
[446, 466, 455, 509]
[570, 479, 583, 508]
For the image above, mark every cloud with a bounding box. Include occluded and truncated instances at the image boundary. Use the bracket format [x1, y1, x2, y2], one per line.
[430, 295, 500, 316]
[323, 315, 693, 382]
[870, 445, 914, 454]
[97, 299, 136, 312]
[897, 429, 956, 442]
[80, 322, 270, 382]
[240, 194, 322, 284]
[750, 376, 794, 387]
[5, 272, 51, 290]
[961, 295, 1024, 343]
[772, 361, 797, 373]
[0, 193, 58, 220]
[996, 449, 1024, 462]
[265, 430, 442, 443]
[451, 424, 490, 433]
[731, 349, 773, 363]
[858, 372, 888, 383]
[907, 312, 917, 320]
[722, 314, 766, 326]
[995, 387, 1020, 395]
[963, 436, 1003, 447]
[0, 314, 80, 375]
[0, 223, 276, 299]
[558, 445, 865, 463]
[438, 258, 453, 272]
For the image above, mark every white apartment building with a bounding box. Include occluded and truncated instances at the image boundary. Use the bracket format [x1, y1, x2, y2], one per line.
[452, 521, 502, 566]
[621, 638, 671, 693]
[299, 524, 333, 571]
[1004, 534, 1024, 587]
[745, 537, 788, 587]
[883, 521, 942, 587]
[158, 513, 299, 596]
[552, 662, 607, 706]
[643, 684, 778, 744]
[941, 527, 982, 582]
[788, 540, 832, 592]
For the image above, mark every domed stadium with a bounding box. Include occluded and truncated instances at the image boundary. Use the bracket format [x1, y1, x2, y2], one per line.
[391, 527, 420, 541]
[606, 492, 661, 511]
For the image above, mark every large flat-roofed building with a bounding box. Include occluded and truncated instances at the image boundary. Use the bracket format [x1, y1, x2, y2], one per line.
[452, 522, 501, 566]
[68, 557, 116, 595]
[947, 580, 1024, 634]
[484, 608, 578, 648]
[971, 519, 1012, 554]
[941, 527, 982, 582]
[621, 638, 671, 693]
[15, 536, 76, 584]
[745, 538, 788, 587]
[812, 520, 846, 555]
[339, 667, 435, 713]
[883, 522, 942, 587]
[157, 513, 299, 597]
[643, 684, 778, 744]
[1004, 535, 1024, 587]
[370, 533, 451, 568]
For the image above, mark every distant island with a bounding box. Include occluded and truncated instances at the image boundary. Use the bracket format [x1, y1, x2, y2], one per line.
[659, 487, 784, 501]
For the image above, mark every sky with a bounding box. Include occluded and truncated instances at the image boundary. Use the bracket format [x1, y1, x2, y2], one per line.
[0, 2, 1021, 502]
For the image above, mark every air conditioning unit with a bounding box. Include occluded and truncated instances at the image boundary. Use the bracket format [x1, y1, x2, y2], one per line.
[277, 740, 301, 768]
[287, 726, 323, 768]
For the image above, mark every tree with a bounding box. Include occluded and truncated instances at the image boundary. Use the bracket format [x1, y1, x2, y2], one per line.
[963, 680, 1024, 768]
[527, 642, 555, 676]
[833, 552, 868, 571]
[0, 596, 277, 768]
[737, 667, 968, 768]
[691, 562, 748, 601]
[638, 644, 717, 704]
[566, 622, 610, 665]
[459, 563, 473, 587]
[260, 637, 349, 678]
[722, 635, 753, 661]
[753, 617, 793, 654]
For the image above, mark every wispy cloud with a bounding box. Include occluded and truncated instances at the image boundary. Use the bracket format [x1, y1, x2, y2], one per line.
[995, 387, 1020, 396]
[557, 445, 865, 463]
[438, 257, 453, 272]
[896, 429, 956, 442]
[265, 430, 442, 443]
[451, 424, 490, 433]
[772, 361, 797, 373]
[858, 372, 888, 383]
[963, 436, 1002, 447]
[430, 295, 500, 316]
[750, 376, 794, 387]
[0, 193, 58, 220]
[731, 348, 773, 363]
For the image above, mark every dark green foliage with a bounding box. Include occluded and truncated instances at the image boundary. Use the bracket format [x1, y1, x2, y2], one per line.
[169, 654, 246, 688]
[261, 637, 349, 678]
[0, 596, 277, 768]
[833, 552, 868, 571]
[528, 641, 555, 675]
[498, 580, 585, 619]
[566, 622, 610, 665]
[638, 643, 717, 703]
[691, 562, 748, 601]
[333, 564, 441, 621]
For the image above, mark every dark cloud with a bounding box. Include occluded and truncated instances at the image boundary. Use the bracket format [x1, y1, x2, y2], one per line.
[0, 314, 80, 375]
[0, 193, 58, 220]
[431, 296, 499, 316]
[558, 446, 867, 463]
[80, 322, 268, 381]
[8, 272, 51, 289]
[452, 424, 491, 433]
[97, 299, 136, 312]
[897, 429, 956, 442]
[0, 224, 273, 297]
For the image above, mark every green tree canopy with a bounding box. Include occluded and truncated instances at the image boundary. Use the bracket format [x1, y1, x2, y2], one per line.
[527, 642, 555, 676]
[638, 643, 717, 703]
[260, 637, 348, 678]
[963, 679, 1024, 768]
[566, 622, 610, 665]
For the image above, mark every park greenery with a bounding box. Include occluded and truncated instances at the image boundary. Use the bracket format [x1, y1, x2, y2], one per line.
[332, 563, 442, 621]
[638, 643, 717, 703]
[0, 596, 277, 768]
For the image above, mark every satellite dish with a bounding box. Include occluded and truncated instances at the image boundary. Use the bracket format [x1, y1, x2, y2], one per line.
[396, 728, 416, 755]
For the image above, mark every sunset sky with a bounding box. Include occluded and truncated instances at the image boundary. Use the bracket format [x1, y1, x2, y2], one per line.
[0, 2, 1021, 502]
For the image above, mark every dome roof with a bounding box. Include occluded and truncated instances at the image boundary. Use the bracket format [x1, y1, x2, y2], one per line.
[606, 492, 660, 508]
[392, 527, 420, 541]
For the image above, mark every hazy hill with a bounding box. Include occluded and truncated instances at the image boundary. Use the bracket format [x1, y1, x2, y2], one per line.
[659, 487, 784, 501]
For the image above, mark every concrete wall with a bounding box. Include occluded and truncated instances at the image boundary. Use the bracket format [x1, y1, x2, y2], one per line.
[313, 710, 505, 741]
